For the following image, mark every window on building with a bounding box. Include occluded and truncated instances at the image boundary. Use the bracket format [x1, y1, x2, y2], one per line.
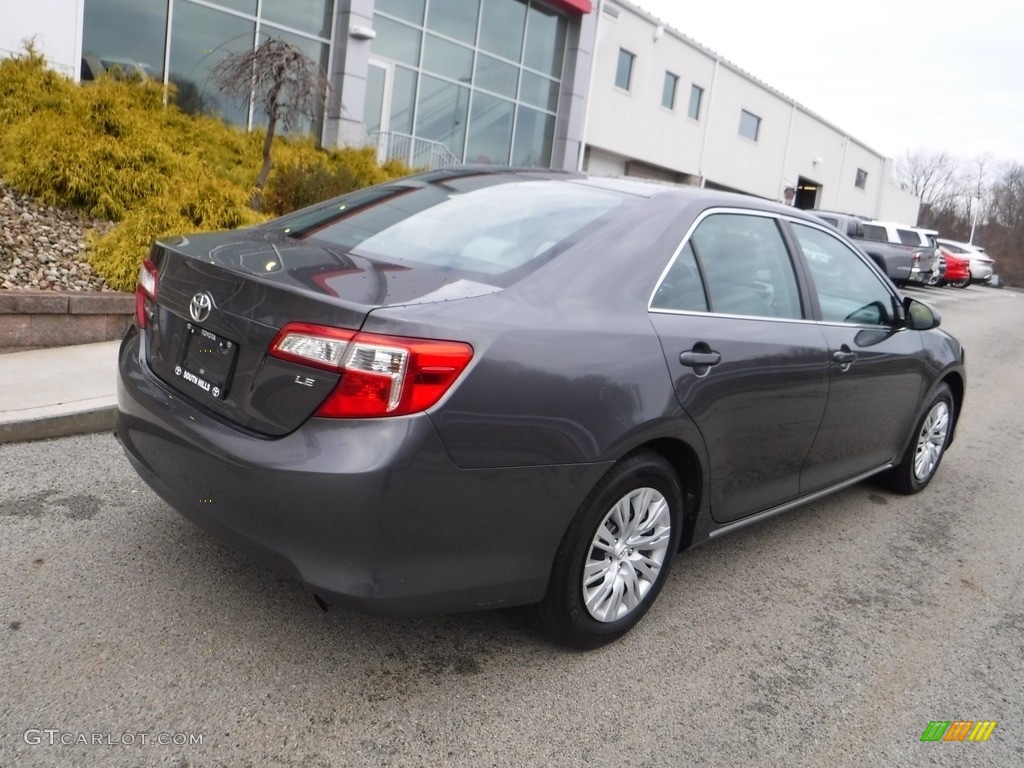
[82, 0, 168, 82]
[688, 84, 703, 120]
[84, 0, 335, 137]
[739, 109, 761, 141]
[615, 49, 635, 91]
[662, 72, 678, 110]
[371, 0, 568, 167]
[855, 168, 868, 189]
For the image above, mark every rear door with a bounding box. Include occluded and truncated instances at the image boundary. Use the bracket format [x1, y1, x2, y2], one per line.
[649, 211, 830, 524]
[787, 221, 928, 491]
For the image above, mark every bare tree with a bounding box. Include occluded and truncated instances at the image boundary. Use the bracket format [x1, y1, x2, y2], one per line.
[210, 37, 333, 209]
[893, 149, 965, 215]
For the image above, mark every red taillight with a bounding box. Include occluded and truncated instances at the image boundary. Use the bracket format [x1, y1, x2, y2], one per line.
[268, 323, 473, 418]
[135, 257, 158, 329]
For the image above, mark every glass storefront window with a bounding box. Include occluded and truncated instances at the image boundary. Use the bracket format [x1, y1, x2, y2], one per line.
[423, 34, 474, 83]
[519, 71, 558, 112]
[417, 75, 469, 159]
[475, 53, 518, 100]
[466, 93, 513, 165]
[511, 106, 554, 167]
[372, 15, 422, 68]
[169, 1, 256, 123]
[375, 0, 425, 25]
[523, 3, 565, 78]
[252, 26, 330, 136]
[82, 0, 167, 81]
[425, 0, 480, 45]
[370, 0, 566, 168]
[479, 0, 526, 63]
[262, 0, 333, 39]
[212, 0, 257, 14]
[365, 65, 386, 135]
[390, 66, 418, 135]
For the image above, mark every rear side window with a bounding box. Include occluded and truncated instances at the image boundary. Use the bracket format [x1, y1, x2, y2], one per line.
[861, 224, 887, 242]
[897, 229, 921, 246]
[792, 223, 897, 326]
[294, 180, 627, 278]
[685, 213, 803, 319]
[650, 241, 708, 312]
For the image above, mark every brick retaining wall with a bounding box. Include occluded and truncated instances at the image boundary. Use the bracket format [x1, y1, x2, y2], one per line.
[0, 291, 134, 351]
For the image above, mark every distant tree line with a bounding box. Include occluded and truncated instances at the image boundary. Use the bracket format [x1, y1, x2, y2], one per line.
[895, 150, 1023, 287]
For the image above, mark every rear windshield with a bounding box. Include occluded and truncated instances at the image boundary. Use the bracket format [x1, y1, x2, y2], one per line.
[288, 179, 628, 277]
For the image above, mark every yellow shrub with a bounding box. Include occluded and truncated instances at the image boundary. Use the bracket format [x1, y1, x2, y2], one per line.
[90, 175, 265, 291]
[0, 49, 415, 292]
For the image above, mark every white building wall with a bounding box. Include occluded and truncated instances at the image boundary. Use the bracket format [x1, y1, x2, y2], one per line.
[0, 0, 84, 79]
[584, 0, 920, 221]
[698, 64, 792, 198]
[584, 3, 711, 178]
[877, 159, 922, 224]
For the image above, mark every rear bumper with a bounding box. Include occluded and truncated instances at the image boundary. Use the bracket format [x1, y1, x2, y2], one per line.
[116, 328, 608, 615]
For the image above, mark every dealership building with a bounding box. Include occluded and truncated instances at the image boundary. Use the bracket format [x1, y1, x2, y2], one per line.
[3, 0, 919, 222]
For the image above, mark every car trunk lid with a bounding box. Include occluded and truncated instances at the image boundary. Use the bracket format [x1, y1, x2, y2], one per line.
[141, 231, 495, 436]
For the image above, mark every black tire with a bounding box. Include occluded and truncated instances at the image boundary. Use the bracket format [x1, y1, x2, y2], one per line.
[950, 276, 971, 289]
[534, 451, 683, 649]
[881, 383, 955, 494]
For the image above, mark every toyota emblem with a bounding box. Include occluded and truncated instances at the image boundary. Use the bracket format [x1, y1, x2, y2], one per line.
[189, 292, 214, 323]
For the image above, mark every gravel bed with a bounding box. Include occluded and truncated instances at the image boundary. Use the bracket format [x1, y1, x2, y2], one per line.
[0, 179, 114, 292]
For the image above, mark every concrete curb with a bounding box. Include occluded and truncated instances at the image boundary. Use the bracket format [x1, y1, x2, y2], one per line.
[0, 340, 120, 444]
[0, 402, 116, 444]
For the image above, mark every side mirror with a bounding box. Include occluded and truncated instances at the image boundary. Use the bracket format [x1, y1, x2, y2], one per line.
[903, 297, 941, 330]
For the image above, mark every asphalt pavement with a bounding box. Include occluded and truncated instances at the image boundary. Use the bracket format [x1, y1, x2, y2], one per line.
[0, 285, 1021, 767]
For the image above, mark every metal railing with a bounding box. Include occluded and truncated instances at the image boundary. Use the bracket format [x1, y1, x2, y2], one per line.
[366, 131, 460, 170]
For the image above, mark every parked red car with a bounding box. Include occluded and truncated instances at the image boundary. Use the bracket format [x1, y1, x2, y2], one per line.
[939, 249, 971, 288]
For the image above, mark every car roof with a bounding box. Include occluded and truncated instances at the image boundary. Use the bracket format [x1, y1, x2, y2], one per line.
[403, 166, 827, 221]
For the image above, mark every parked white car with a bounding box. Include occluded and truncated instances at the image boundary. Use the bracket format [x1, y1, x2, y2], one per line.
[936, 238, 995, 284]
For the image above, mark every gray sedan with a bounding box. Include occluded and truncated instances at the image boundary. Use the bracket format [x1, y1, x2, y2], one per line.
[117, 168, 965, 648]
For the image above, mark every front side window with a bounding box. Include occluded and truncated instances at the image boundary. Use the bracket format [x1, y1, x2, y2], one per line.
[662, 72, 678, 109]
[739, 109, 761, 141]
[615, 49, 635, 91]
[791, 223, 897, 326]
[685, 213, 803, 319]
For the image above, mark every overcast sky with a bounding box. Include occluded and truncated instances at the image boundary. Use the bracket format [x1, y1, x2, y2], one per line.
[629, 0, 1024, 167]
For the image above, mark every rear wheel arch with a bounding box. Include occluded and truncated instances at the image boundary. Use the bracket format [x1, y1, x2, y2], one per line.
[638, 438, 702, 551]
[533, 448, 686, 648]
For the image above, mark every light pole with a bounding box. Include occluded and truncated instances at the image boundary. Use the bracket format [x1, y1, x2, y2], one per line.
[969, 196, 980, 244]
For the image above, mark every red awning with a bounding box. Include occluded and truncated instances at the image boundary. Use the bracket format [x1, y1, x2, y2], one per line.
[547, 0, 592, 14]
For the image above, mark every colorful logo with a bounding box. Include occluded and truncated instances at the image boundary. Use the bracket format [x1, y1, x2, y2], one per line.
[920, 721, 997, 742]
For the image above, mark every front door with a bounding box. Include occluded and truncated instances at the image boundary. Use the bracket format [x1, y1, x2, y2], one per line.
[787, 221, 928, 492]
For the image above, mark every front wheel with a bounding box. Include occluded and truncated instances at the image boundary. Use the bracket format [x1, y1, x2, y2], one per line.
[881, 384, 955, 494]
[534, 451, 683, 649]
